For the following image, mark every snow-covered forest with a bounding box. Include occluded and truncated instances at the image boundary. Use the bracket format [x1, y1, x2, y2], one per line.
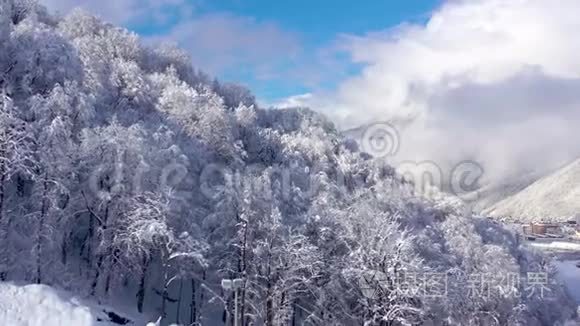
[0, 0, 577, 325]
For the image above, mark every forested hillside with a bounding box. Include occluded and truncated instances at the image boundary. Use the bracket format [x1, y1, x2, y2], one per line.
[0, 1, 577, 325]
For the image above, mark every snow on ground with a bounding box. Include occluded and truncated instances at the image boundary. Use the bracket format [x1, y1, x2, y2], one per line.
[0, 282, 139, 326]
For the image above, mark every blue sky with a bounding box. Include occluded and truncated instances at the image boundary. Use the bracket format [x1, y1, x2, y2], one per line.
[127, 0, 441, 103]
[196, 1, 438, 43]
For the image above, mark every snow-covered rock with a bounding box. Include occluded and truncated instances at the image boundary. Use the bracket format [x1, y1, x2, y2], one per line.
[485, 158, 580, 222]
[0, 282, 136, 326]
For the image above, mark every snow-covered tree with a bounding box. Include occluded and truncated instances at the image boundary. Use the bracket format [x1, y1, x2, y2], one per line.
[212, 80, 256, 110]
[0, 92, 35, 221]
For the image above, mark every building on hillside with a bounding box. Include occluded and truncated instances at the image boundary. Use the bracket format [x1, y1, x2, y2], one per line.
[521, 223, 561, 236]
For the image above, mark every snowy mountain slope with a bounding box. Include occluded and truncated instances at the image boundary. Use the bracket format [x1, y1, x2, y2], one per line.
[0, 282, 141, 326]
[470, 169, 544, 213]
[485, 158, 580, 221]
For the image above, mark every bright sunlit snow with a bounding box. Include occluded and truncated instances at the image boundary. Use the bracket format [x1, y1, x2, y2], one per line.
[0, 283, 135, 326]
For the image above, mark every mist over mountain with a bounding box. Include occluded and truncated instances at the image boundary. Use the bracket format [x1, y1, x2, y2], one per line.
[282, 0, 580, 194]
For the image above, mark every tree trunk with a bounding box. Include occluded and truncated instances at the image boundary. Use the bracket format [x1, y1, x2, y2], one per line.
[90, 202, 109, 296]
[0, 107, 9, 280]
[265, 256, 273, 326]
[291, 299, 297, 326]
[240, 220, 249, 326]
[87, 209, 93, 268]
[104, 248, 120, 296]
[0, 169, 5, 281]
[91, 255, 104, 296]
[161, 270, 169, 319]
[35, 177, 49, 284]
[266, 279, 273, 326]
[137, 259, 149, 313]
[176, 278, 184, 324]
[240, 285, 247, 326]
[227, 295, 234, 326]
[190, 278, 197, 325]
[200, 270, 206, 324]
[161, 292, 168, 319]
[0, 132, 5, 221]
[104, 262, 112, 295]
[61, 232, 68, 265]
[16, 175, 24, 197]
[279, 291, 287, 324]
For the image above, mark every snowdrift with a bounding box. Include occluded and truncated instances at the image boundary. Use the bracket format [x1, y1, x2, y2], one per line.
[0, 282, 137, 326]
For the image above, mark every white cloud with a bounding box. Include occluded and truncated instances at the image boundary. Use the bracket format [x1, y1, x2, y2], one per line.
[298, 0, 580, 183]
